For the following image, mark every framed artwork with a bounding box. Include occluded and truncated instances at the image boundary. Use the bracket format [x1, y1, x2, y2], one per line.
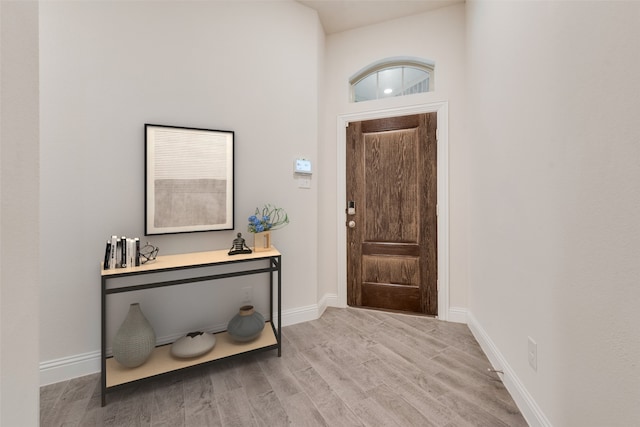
[145, 124, 234, 235]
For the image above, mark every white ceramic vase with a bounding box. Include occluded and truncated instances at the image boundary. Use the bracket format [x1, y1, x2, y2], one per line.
[171, 331, 216, 358]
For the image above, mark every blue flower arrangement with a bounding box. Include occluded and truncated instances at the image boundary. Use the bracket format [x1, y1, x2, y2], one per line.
[248, 204, 289, 233]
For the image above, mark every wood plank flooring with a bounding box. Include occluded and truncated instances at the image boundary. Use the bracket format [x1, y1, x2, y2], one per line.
[40, 307, 528, 426]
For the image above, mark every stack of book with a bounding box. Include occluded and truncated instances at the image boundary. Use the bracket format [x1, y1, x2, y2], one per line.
[103, 236, 141, 269]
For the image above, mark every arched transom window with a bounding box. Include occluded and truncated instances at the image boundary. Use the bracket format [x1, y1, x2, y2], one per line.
[350, 57, 435, 103]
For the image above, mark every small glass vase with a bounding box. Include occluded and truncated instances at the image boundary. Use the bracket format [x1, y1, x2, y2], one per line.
[253, 231, 271, 252]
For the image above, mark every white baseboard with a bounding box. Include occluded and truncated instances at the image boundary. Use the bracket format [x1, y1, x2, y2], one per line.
[280, 303, 322, 327]
[40, 304, 322, 386]
[319, 292, 338, 313]
[40, 350, 101, 387]
[466, 311, 552, 427]
[447, 306, 467, 323]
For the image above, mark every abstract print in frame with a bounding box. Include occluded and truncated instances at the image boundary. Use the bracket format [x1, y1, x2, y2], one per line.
[145, 124, 234, 235]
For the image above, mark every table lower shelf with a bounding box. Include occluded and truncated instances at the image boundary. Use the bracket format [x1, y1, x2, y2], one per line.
[106, 322, 277, 388]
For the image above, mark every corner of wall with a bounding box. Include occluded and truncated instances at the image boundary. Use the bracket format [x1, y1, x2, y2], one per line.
[466, 311, 552, 427]
[446, 307, 468, 324]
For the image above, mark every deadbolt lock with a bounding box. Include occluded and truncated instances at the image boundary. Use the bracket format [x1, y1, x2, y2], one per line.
[347, 201, 356, 215]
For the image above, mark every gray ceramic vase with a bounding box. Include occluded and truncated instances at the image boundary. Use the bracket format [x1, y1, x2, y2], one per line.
[227, 305, 265, 342]
[112, 303, 156, 368]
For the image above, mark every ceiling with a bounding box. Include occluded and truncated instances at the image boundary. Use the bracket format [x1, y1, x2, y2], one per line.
[296, 0, 463, 34]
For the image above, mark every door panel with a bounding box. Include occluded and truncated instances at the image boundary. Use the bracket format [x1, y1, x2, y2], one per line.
[363, 128, 418, 242]
[362, 255, 420, 312]
[346, 113, 437, 315]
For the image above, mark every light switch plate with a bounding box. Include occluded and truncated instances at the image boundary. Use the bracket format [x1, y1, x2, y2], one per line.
[298, 178, 311, 189]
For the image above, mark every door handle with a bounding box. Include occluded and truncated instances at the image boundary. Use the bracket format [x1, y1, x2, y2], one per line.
[348, 220, 356, 228]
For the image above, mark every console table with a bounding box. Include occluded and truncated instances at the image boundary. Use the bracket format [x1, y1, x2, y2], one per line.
[100, 247, 281, 406]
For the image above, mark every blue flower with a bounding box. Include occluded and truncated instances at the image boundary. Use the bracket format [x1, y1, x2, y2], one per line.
[247, 204, 289, 233]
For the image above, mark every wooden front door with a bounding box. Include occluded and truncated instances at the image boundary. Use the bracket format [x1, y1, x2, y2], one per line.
[346, 113, 437, 315]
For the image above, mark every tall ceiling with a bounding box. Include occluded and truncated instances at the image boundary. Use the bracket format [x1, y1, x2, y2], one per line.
[296, 0, 464, 34]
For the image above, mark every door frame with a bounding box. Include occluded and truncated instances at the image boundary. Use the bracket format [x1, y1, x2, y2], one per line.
[336, 102, 450, 320]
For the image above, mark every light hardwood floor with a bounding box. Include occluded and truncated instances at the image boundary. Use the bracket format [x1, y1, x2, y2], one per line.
[40, 307, 528, 426]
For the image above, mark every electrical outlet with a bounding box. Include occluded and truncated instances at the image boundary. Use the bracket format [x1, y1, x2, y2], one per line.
[528, 336, 537, 371]
[242, 286, 252, 303]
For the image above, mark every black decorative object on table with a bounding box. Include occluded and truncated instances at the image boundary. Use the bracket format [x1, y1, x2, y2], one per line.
[140, 242, 159, 264]
[228, 233, 252, 255]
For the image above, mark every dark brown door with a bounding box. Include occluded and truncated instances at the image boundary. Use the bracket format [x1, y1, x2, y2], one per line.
[346, 113, 437, 315]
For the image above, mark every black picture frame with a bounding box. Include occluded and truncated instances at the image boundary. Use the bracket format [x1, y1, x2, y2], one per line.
[145, 124, 234, 235]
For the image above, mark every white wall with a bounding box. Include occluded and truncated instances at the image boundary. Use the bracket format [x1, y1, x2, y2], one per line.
[320, 4, 468, 313]
[1, 1, 40, 424]
[466, 1, 640, 425]
[39, 0, 322, 383]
